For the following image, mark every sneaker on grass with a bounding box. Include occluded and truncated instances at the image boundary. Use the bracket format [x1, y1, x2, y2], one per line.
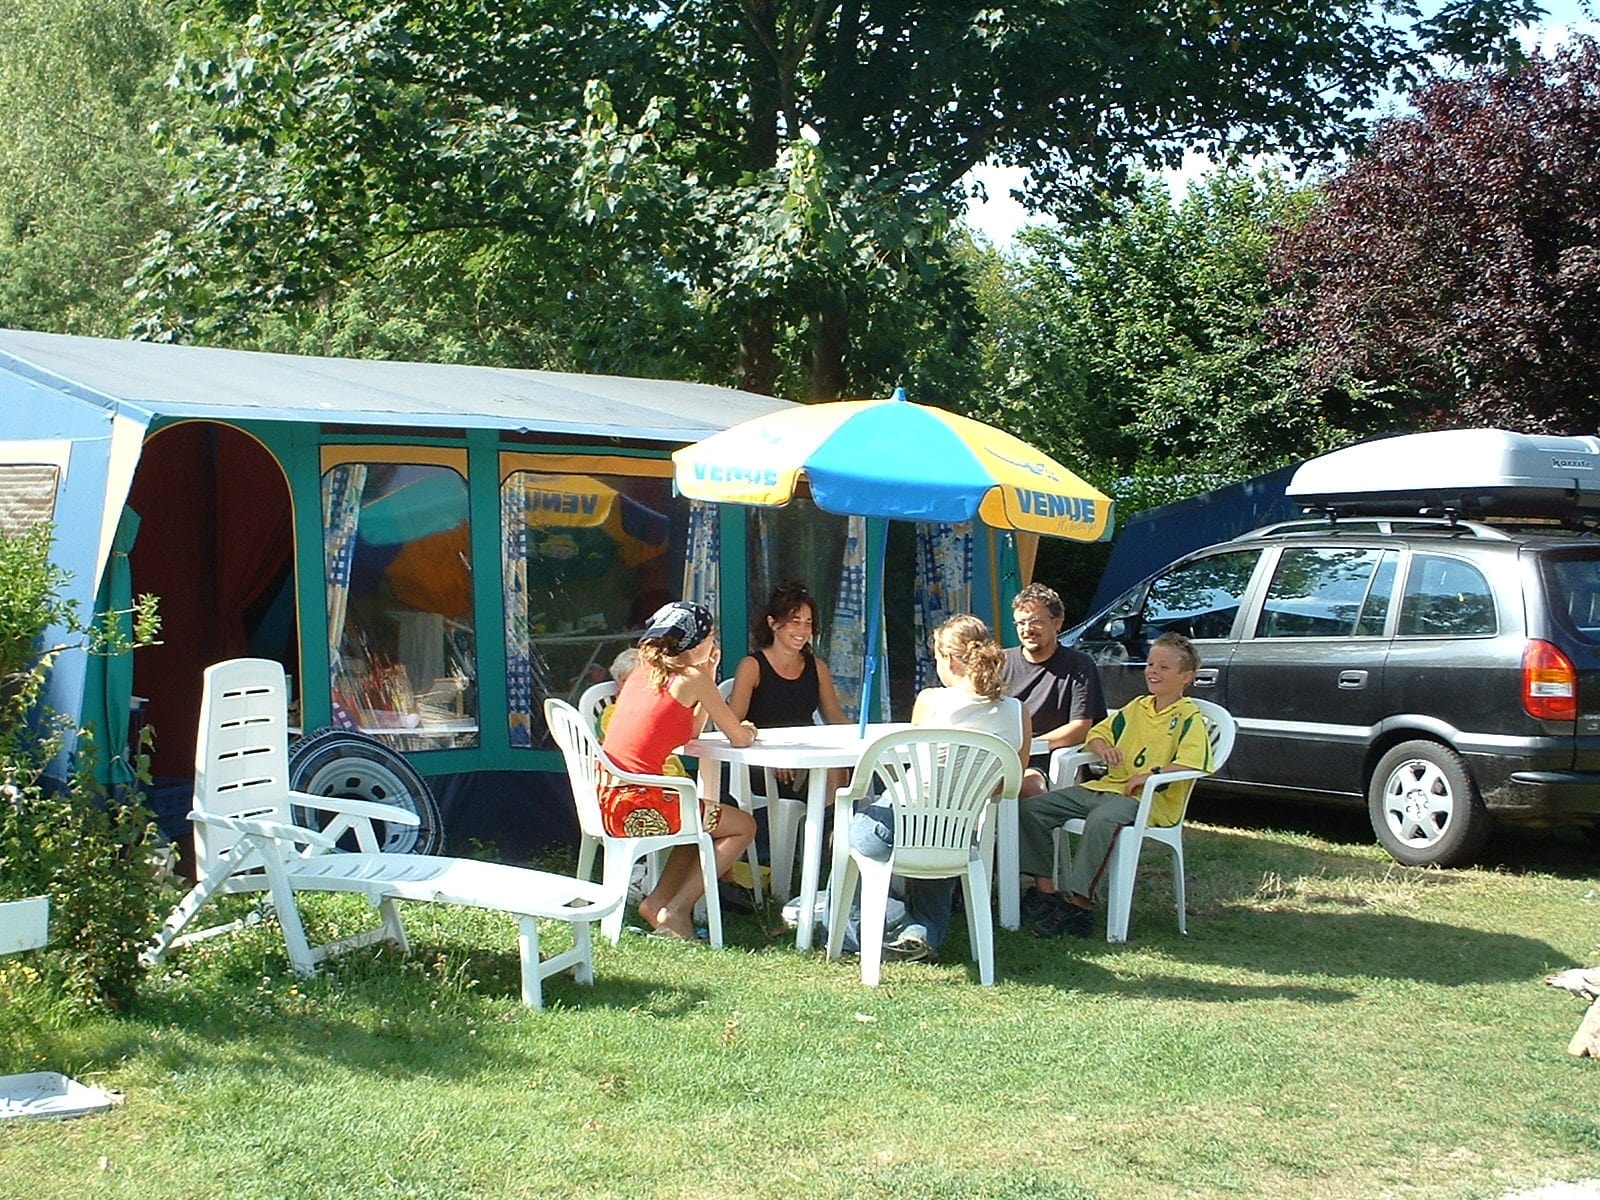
[1020, 886, 1064, 923]
[1033, 899, 1095, 939]
[883, 928, 936, 962]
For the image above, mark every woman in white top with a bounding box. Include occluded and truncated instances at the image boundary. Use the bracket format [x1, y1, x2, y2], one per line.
[847, 614, 1031, 961]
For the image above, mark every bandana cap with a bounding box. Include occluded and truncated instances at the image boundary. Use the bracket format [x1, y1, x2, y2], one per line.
[638, 601, 714, 654]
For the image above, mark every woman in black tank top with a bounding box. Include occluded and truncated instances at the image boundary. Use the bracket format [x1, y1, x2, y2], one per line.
[728, 580, 849, 796]
[729, 581, 849, 726]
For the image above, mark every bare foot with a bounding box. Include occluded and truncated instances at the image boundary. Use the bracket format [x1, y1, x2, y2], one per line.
[640, 902, 695, 940]
[645, 924, 697, 941]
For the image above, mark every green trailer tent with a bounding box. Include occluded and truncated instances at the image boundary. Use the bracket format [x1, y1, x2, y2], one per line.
[0, 328, 1022, 859]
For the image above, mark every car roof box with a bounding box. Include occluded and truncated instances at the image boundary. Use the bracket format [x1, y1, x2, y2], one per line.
[1287, 429, 1600, 519]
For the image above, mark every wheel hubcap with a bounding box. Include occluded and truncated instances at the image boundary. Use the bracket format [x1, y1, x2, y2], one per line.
[300, 763, 420, 854]
[1381, 759, 1453, 849]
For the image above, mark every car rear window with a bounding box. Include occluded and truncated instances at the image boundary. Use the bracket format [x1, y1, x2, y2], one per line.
[1542, 552, 1600, 645]
[1397, 554, 1496, 637]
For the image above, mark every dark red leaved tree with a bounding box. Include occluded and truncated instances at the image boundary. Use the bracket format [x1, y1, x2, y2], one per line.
[1271, 38, 1600, 433]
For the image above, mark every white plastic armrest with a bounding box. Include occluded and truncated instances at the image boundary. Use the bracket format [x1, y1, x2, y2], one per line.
[625, 772, 701, 832]
[286, 790, 420, 828]
[1049, 748, 1100, 788]
[190, 810, 338, 851]
[1130, 768, 1209, 829]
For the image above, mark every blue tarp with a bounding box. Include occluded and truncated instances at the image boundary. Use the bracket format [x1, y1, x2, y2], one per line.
[0, 387, 151, 766]
[1087, 465, 1299, 612]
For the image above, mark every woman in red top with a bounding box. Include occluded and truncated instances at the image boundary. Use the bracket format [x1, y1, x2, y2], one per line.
[602, 601, 757, 939]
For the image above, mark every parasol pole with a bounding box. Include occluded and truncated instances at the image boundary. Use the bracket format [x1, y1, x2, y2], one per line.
[857, 387, 908, 734]
[858, 515, 889, 736]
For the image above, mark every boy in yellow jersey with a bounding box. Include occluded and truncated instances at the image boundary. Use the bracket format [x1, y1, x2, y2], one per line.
[1020, 632, 1212, 938]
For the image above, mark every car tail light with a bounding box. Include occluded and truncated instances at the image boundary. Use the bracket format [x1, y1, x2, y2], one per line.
[1523, 640, 1578, 721]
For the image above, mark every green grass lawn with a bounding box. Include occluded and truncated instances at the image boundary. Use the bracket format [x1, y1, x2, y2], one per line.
[3, 802, 1599, 1200]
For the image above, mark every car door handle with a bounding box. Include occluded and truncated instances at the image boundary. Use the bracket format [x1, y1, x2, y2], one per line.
[1193, 668, 1219, 688]
[1338, 670, 1368, 689]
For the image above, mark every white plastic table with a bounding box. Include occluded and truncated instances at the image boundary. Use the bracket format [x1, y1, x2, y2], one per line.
[683, 723, 912, 950]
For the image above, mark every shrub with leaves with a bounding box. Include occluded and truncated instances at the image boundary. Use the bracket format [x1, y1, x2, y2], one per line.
[0, 523, 161, 1011]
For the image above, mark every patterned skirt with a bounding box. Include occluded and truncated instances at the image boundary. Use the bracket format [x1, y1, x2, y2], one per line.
[598, 782, 721, 839]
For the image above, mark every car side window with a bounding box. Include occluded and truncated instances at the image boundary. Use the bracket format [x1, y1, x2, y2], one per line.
[1354, 551, 1398, 636]
[1397, 554, 1497, 637]
[1254, 547, 1394, 638]
[1143, 549, 1262, 641]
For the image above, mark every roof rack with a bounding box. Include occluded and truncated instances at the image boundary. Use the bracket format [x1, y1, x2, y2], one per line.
[1239, 515, 1516, 541]
[1242, 511, 1600, 542]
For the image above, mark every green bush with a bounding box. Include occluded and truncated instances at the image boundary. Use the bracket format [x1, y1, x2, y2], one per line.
[0, 523, 161, 1011]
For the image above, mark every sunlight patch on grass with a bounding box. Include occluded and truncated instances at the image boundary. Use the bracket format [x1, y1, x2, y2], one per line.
[5, 819, 1600, 1200]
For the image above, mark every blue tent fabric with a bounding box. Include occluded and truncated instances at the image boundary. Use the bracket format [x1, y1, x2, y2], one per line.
[0, 328, 790, 444]
[79, 505, 140, 789]
[912, 522, 974, 691]
[1088, 466, 1298, 612]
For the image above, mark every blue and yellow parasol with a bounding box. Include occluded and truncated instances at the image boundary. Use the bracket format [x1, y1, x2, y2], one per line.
[673, 388, 1113, 727]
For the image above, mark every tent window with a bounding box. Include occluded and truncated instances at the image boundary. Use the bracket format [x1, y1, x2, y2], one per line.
[0, 464, 59, 536]
[501, 468, 677, 748]
[320, 462, 478, 750]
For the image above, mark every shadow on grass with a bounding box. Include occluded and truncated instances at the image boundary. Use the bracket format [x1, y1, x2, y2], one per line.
[979, 817, 1569, 997]
[1164, 906, 1559, 984]
[1189, 790, 1374, 848]
[131, 966, 713, 1085]
[131, 915, 719, 1087]
[989, 902, 1560, 1002]
[1192, 789, 1600, 879]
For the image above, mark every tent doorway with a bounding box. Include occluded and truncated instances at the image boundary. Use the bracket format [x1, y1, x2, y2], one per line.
[128, 423, 297, 783]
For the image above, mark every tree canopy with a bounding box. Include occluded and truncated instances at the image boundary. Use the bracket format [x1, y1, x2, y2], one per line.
[134, 0, 1542, 399]
[0, 0, 176, 336]
[1270, 37, 1600, 434]
[971, 168, 1324, 495]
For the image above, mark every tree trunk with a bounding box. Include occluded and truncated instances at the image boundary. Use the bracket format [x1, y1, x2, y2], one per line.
[736, 0, 782, 397]
[805, 300, 850, 400]
[740, 300, 778, 396]
[741, 0, 781, 172]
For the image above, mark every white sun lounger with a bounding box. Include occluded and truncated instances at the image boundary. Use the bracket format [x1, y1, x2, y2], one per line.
[145, 659, 623, 1009]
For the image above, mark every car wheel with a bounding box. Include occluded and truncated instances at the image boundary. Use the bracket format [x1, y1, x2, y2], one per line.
[287, 728, 444, 856]
[1367, 740, 1490, 867]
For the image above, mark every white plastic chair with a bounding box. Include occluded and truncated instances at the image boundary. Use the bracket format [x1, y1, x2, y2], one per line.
[579, 678, 763, 906]
[717, 677, 802, 901]
[577, 678, 619, 733]
[147, 659, 620, 1008]
[977, 782, 1022, 930]
[574, 679, 624, 889]
[544, 697, 724, 948]
[826, 727, 1021, 986]
[1047, 698, 1236, 943]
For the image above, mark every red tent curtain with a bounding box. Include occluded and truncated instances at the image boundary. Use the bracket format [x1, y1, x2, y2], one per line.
[130, 424, 293, 778]
[214, 427, 293, 658]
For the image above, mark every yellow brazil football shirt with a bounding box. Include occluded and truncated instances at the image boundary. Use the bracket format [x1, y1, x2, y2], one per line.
[1080, 694, 1213, 826]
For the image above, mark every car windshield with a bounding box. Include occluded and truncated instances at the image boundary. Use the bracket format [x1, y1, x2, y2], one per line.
[1543, 551, 1600, 645]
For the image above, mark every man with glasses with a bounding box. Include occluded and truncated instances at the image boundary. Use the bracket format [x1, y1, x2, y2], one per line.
[1003, 583, 1106, 801]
